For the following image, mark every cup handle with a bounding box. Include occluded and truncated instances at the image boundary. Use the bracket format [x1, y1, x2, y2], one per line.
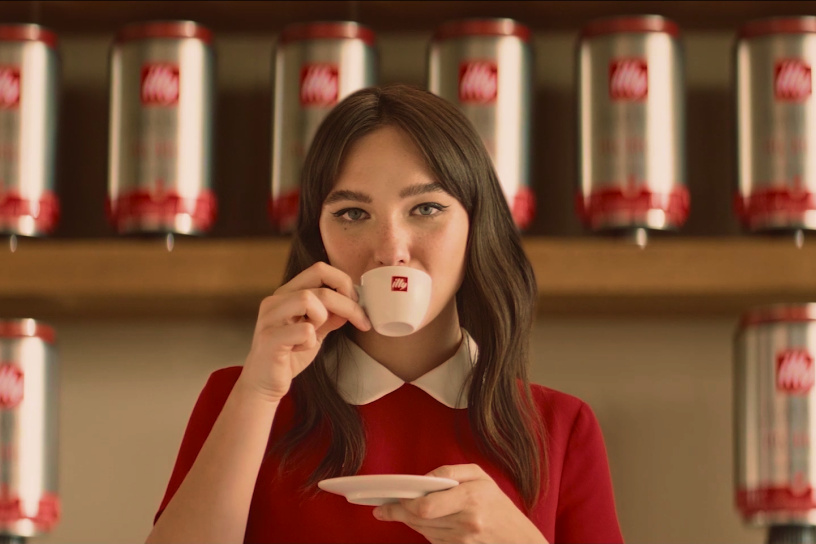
[353, 285, 364, 308]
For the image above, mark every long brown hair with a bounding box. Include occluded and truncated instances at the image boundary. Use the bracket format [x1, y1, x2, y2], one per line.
[271, 84, 546, 511]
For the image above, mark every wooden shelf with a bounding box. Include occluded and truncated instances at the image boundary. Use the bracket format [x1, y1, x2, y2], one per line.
[1, 236, 814, 319]
[0, 1, 809, 34]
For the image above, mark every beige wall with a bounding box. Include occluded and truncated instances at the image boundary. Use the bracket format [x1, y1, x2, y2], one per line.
[30, 316, 764, 544]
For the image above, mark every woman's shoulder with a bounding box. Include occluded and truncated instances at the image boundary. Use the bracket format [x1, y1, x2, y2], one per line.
[524, 381, 590, 418]
[523, 381, 605, 449]
[526, 383, 623, 543]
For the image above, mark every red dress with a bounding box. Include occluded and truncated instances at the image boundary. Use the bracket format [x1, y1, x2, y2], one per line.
[154, 365, 624, 543]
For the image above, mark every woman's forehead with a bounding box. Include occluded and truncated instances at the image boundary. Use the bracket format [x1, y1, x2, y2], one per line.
[342, 126, 424, 165]
[332, 129, 436, 187]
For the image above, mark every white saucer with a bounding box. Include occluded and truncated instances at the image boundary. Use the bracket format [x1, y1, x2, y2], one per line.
[318, 474, 459, 506]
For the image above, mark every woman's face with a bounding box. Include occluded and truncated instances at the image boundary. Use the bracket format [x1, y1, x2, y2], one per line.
[319, 125, 470, 331]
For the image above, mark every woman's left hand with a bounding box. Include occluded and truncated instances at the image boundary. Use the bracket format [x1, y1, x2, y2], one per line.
[372, 464, 549, 544]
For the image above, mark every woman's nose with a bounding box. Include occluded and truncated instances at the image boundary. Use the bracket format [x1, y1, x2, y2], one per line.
[372, 219, 410, 266]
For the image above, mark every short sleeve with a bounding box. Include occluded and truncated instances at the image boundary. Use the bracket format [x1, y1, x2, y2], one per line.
[153, 366, 243, 525]
[555, 402, 624, 544]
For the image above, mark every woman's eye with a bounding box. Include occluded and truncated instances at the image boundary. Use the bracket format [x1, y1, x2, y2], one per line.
[414, 203, 448, 216]
[331, 203, 448, 222]
[332, 208, 367, 222]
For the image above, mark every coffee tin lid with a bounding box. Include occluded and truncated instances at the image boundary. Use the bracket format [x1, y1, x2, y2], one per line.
[0, 319, 56, 345]
[580, 15, 680, 40]
[738, 303, 816, 329]
[432, 18, 531, 43]
[115, 20, 213, 45]
[279, 21, 376, 47]
[739, 16, 816, 40]
[0, 23, 58, 49]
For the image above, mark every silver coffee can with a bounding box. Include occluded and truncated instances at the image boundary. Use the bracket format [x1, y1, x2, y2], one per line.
[107, 21, 216, 235]
[270, 22, 377, 233]
[0, 319, 60, 537]
[577, 16, 688, 239]
[0, 25, 60, 237]
[428, 18, 535, 231]
[735, 304, 816, 526]
[735, 17, 816, 234]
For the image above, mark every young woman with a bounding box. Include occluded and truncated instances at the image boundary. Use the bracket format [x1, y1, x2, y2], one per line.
[146, 84, 623, 544]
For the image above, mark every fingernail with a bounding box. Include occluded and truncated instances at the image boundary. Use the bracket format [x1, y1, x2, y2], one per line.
[372, 508, 381, 519]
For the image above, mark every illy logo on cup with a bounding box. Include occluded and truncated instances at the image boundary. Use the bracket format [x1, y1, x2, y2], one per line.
[141, 63, 180, 106]
[391, 276, 408, 291]
[0, 364, 23, 409]
[458, 61, 498, 104]
[775, 59, 812, 101]
[609, 59, 648, 101]
[776, 349, 815, 394]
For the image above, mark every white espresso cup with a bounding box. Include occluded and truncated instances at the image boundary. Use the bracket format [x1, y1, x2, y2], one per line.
[353, 266, 432, 337]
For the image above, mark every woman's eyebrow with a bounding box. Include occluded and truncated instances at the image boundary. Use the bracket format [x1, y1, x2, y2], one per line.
[324, 190, 371, 206]
[324, 182, 445, 206]
[398, 182, 445, 199]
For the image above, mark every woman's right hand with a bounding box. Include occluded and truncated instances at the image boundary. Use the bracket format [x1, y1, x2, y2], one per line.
[236, 261, 372, 404]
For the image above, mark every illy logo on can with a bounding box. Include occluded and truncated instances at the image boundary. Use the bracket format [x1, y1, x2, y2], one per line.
[775, 60, 812, 101]
[391, 276, 408, 291]
[609, 59, 648, 101]
[300, 64, 339, 107]
[458, 61, 498, 104]
[141, 63, 180, 106]
[0, 364, 23, 409]
[0, 67, 20, 109]
[776, 349, 815, 394]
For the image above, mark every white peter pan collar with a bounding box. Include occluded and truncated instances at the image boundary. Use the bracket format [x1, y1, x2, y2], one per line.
[327, 329, 479, 409]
